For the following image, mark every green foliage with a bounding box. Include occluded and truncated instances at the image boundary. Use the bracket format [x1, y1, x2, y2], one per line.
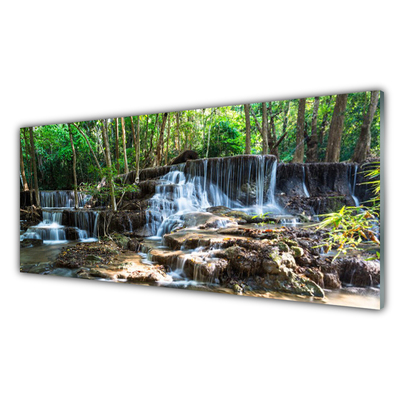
[315, 163, 381, 260]
[315, 206, 380, 260]
[80, 176, 138, 209]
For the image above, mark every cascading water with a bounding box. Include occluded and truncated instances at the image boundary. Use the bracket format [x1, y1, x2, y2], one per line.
[40, 190, 91, 208]
[350, 165, 360, 207]
[302, 166, 310, 197]
[145, 155, 282, 238]
[21, 191, 98, 244]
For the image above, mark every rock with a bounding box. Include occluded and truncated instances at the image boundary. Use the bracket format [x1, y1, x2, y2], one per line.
[127, 238, 141, 252]
[305, 268, 324, 287]
[20, 238, 43, 248]
[278, 242, 290, 253]
[110, 233, 130, 249]
[323, 272, 341, 289]
[85, 254, 103, 263]
[169, 150, 198, 165]
[291, 246, 304, 258]
[335, 257, 380, 287]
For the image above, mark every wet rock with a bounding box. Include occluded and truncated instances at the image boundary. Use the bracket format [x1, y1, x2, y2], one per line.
[20, 238, 43, 248]
[169, 150, 199, 165]
[291, 246, 304, 258]
[127, 238, 141, 252]
[305, 268, 324, 287]
[126, 263, 170, 283]
[323, 272, 341, 289]
[335, 257, 380, 287]
[110, 233, 130, 249]
[181, 212, 229, 229]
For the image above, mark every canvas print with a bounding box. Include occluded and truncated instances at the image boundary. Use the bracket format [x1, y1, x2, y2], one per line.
[20, 91, 382, 309]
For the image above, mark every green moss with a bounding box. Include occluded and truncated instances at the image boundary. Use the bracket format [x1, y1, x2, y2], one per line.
[291, 246, 304, 258]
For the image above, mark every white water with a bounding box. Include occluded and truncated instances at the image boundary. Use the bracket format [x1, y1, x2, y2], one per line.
[21, 191, 98, 244]
[351, 165, 360, 207]
[302, 166, 310, 197]
[145, 156, 282, 238]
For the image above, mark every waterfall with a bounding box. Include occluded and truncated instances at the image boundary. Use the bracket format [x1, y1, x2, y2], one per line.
[74, 211, 99, 239]
[349, 165, 360, 207]
[302, 166, 310, 197]
[40, 190, 91, 208]
[21, 191, 97, 244]
[145, 155, 280, 237]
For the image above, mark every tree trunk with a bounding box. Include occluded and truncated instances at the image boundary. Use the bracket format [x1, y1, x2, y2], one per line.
[29, 127, 40, 207]
[101, 119, 117, 211]
[72, 123, 102, 173]
[244, 104, 251, 154]
[293, 98, 306, 163]
[130, 116, 140, 183]
[115, 118, 120, 174]
[352, 91, 380, 162]
[175, 112, 180, 152]
[270, 115, 279, 159]
[306, 96, 320, 162]
[155, 112, 168, 166]
[20, 134, 29, 191]
[319, 96, 332, 147]
[23, 129, 33, 204]
[281, 100, 290, 152]
[120, 117, 129, 174]
[261, 103, 268, 155]
[165, 113, 170, 165]
[68, 124, 79, 209]
[325, 94, 348, 162]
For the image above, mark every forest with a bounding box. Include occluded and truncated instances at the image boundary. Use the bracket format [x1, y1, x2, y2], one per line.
[19, 90, 382, 309]
[20, 91, 380, 193]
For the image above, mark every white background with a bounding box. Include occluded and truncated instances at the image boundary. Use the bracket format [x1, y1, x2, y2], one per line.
[1, 1, 398, 399]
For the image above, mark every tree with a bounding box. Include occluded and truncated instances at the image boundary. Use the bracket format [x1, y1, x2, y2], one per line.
[165, 113, 170, 165]
[352, 91, 380, 162]
[293, 98, 306, 163]
[115, 118, 120, 174]
[72, 123, 102, 173]
[175, 112, 180, 152]
[120, 117, 129, 174]
[325, 94, 348, 162]
[155, 112, 168, 166]
[68, 124, 79, 209]
[261, 102, 268, 155]
[101, 119, 117, 211]
[244, 104, 251, 154]
[306, 96, 320, 163]
[20, 134, 29, 191]
[29, 127, 40, 207]
[130, 116, 140, 182]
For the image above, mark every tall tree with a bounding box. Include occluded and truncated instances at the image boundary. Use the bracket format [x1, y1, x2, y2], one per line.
[115, 118, 120, 174]
[175, 112, 181, 152]
[244, 104, 251, 154]
[101, 119, 117, 211]
[325, 94, 348, 162]
[130, 116, 140, 182]
[319, 96, 332, 147]
[72, 123, 102, 173]
[352, 91, 380, 162]
[293, 98, 306, 163]
[155, 112, 168, 166]
[68, 124, 79, 209]
[261, 102, 268, 155]
[120, 117, 129, 174]
[20, 134, 29, 191]
[29, 127, 40, 207]
[306, 96, 320, 162]
[165, 113, 171, 165]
